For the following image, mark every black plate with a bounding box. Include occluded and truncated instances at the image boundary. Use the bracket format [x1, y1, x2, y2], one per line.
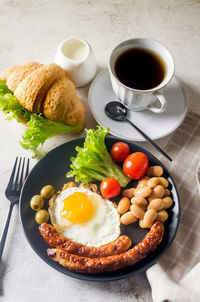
[19, 137, 180, 281]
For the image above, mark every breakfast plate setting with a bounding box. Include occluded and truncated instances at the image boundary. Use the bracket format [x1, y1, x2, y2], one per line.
[20, 136, 180, 281]
[0, 36, 195, 289]
[2, 3, 200, 302]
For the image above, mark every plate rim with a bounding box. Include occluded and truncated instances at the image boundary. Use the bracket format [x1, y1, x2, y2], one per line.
[88, 69, 188, 142]
[19, 137, 180, 282]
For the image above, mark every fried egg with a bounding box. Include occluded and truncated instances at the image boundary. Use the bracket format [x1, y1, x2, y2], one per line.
[48, 187, 120, 247]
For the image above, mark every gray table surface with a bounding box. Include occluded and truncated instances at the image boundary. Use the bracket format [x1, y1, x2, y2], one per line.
[0, 1, 200, 301]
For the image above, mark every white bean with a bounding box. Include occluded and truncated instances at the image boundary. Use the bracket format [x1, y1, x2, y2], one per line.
[147, 198, 164, 211]
[142, 209, 157, 228]
[157, 210, 168, 222]
[130, 204, 145, 219]
[131, 196, 147, 207]
[148, 185, 165, 201]
[120, 211, 138, 225]
[117, 197, 130, 215]
[137, 176, 150, 188]
[163, 196, 173, 209]
[147, 177, 160, 188]
[164, 189, 170, 197]
[159, 177, 169, 188]
[147, 166, 163, 177]
[135, 186, 152, 198]
[122, 188, 135, 198]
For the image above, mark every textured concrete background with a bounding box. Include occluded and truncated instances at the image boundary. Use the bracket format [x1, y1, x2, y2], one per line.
[0, 0, 200, 301]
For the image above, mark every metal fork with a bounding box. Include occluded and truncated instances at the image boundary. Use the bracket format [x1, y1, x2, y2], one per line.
[0, 157, 29, 261]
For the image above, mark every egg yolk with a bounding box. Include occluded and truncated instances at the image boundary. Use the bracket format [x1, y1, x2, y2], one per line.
[60, 192, 94, 224]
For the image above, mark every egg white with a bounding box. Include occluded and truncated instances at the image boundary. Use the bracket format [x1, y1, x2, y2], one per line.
[48, 187, 120, 247]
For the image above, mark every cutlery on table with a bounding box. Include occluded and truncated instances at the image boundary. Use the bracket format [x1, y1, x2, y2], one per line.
[0, 157, 29, 261]
[105, 101, 172, 162]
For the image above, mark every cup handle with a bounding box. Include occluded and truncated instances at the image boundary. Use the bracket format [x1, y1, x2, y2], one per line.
[148, 92, 168, 114]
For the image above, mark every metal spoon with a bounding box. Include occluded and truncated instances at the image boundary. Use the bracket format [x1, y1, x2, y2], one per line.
[105, 101, 172, 161]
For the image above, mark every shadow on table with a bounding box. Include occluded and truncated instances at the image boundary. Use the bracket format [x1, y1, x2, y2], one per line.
[180, 78, 200, 107]
[86, 272, 152, 301]
[0, 262, 7, 296]
[0, 204, 21, 297]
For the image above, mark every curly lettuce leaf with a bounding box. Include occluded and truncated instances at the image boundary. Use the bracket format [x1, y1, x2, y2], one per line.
[0, 79, 84, 157]
[67, 126, 131, 187]
[21, 114, 83, 157]
[0, 80, 12, 95]
[0, 79, 31, 122]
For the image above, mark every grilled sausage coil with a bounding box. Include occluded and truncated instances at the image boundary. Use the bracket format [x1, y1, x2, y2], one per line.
[47, 221, 164, 274]
[39, 223, 132, 258]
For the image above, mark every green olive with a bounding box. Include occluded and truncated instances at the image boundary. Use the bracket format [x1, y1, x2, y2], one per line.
[40, 185, 55, 199]
[35, 209, 49, 224]
[30, 195, 44, 211]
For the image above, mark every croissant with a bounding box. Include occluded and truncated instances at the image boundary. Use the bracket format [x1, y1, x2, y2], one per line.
[0, 62, 85, 128]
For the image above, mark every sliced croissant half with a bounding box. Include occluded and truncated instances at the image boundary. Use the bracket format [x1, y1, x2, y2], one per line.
[14, 63, 65, 113]
[1, 61, 85, 130]
[43, 76, 85, 126]
[6, 62, 43, 92]
[0, 65, 20, 83]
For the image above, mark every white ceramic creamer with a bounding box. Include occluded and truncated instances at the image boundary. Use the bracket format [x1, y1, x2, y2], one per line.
[54, 38, 96, 87]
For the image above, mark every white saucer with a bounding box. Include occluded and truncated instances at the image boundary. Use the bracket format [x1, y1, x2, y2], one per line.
[88, 70, 188, 142]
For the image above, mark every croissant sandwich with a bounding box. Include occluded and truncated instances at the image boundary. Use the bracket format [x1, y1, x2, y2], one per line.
[0, 62, 85, 156]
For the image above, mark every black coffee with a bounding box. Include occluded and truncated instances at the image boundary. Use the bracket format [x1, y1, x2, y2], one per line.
[114, 48, 166, 90]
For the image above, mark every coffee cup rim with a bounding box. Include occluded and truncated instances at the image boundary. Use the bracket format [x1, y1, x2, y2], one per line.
[108, 38, 175, 93]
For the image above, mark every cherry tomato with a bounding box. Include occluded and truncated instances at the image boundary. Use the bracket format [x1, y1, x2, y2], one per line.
[100, 178, 121, 198]
[123, 152, 148, 180]
[110, 142, 130, 162]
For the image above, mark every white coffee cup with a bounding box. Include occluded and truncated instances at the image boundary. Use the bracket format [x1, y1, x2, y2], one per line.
[54, 38, 96, 87]
[108, 38, 174, 113]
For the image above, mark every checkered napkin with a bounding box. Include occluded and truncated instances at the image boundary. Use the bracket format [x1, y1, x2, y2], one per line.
[146, 111, 200, 302]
